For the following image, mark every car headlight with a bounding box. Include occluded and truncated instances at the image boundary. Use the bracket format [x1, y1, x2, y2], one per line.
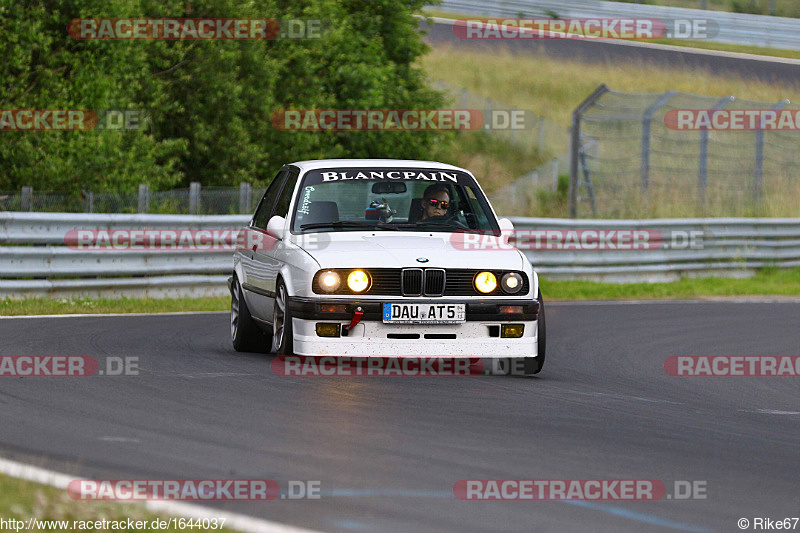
[318, 271, 341, 293]
[474, 271, 497, 294]
[501, 272, 523, 294]
[347, 270, 370, 292]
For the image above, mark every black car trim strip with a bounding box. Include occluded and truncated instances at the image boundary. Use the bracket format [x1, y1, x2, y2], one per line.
[242, 283, 275, 299]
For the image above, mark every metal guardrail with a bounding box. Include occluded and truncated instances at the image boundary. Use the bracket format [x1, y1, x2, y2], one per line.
[514, 217, 800, 281]
[432, 0, 800, 50]
[2, 213, 799, 297]
[0, 213, 248, 298]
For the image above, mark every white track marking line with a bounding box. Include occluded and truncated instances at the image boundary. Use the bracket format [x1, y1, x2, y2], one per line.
[548, 298, 800, 305]
[0, 456, 324, 533]
[0, 311, 229, 319]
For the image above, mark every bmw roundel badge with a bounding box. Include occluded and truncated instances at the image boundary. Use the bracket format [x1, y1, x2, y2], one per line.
[416, 257, 429, 263]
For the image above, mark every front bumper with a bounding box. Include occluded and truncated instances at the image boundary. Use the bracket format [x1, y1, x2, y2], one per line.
[287, 296, 540, 357]
[287, 297, 539, 322]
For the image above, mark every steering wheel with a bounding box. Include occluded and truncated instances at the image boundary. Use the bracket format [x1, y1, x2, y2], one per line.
[422, 213, 468, 229]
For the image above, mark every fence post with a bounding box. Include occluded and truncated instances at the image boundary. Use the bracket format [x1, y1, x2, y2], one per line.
[510, 106, 517, 143]
[138, 184, 150, 213]
[239, 182, 252, 214]
[754, 100, 789, 204]
[189, 182, 201, 214]
[485, 98, 492, 137]
[698, 96, 734, 209]
[552, 158, 559, 189]
[641, 90, 677, 191]
[21, 186, 33, 211]
[570, 84, 609, 218]
[538, 117, 545, 153]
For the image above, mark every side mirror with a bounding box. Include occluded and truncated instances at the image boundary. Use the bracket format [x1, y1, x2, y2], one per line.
[266, 215, 286, 240]
[498, 218, 514, 246]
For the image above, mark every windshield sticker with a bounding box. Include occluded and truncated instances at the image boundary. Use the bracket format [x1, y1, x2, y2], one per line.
[298, 186, 314, 215]
[318, 170, 459, 183]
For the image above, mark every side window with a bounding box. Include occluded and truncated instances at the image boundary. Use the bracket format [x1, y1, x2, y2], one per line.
[272, 170, 299, 218]
[252, 170, 287, 229]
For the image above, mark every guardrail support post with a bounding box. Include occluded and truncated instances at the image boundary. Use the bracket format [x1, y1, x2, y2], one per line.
[570, 84, 609, 218]
[754, 100, 789, 205]
[84, 191, 94, 213]
[698, 96, 734, 211]
[21, 187, 33, 211]
[138, 184, 150, 213]
[239, 182, 252, 214]
[189, 182, 201, 214]
[641, 90, 677, 192]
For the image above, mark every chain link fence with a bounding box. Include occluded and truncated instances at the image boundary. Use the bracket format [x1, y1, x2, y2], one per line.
[568, 86, 800, 218]
[0, 183, 266, 215]
[435, 79, 569, 159]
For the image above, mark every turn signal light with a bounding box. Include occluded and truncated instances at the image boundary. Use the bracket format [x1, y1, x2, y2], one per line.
[499, 305, 523, 314]
[319, 304, 347, 313]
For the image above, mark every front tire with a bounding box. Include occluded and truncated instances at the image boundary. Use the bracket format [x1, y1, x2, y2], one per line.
[231, 276, 270, 353]
[272, 280, 294, 355]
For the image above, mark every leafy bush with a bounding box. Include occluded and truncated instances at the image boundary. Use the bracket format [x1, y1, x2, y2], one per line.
[0, 0, 445, 193]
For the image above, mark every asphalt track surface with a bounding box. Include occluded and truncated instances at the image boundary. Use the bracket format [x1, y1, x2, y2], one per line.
[423, 19, 800, 86]
[1, 302, 799, 532]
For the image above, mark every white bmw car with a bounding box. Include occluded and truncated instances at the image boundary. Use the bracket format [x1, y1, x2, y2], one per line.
[229, 159, 546, 374]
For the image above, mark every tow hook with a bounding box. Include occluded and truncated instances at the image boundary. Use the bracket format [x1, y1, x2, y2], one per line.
[341, 307, 364, 337]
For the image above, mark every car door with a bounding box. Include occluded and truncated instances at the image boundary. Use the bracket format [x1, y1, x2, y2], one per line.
[240, 169, 288, 321]
[251, 167, 300, 323]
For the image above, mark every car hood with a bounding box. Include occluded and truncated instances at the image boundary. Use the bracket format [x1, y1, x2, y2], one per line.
[296, 232, 525, 270]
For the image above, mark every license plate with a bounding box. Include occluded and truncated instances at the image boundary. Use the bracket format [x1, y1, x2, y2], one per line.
[383, 303, 466, 324]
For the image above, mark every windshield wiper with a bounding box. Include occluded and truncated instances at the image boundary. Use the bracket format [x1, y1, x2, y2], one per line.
[391, 221, 482, 233]
[300, 221, 399, 230]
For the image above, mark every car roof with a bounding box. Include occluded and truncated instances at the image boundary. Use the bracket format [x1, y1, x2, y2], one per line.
[288, 159, 470, 173]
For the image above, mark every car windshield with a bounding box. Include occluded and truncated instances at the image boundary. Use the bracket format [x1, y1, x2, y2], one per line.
[291, 167, 500, 234]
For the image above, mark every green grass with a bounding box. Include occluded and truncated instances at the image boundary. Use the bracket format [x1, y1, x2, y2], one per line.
[613, 0, 800, 18]
[0, 296, 229, 316]
[421, 8, 800, 60]
[434, 131, 548, 194]
[0, 473, 243, 533]
[540, 267, 800, 299]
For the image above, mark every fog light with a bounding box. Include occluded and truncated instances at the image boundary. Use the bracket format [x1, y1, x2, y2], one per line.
[501, 324, 524, 338]
[316, 323, 341, 337]
[499, 305, 523, 314]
